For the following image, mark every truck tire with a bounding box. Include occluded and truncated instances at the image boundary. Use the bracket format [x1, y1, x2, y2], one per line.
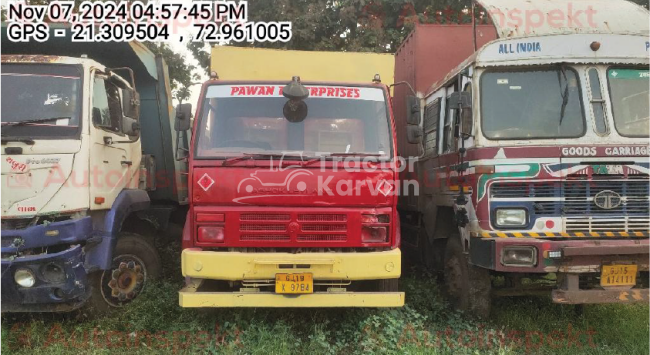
[84, 233, 161, 316]
[443, 236, 491, 319]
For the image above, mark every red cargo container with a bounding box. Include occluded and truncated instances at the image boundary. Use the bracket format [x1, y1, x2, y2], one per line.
[393, 24, 497, 160]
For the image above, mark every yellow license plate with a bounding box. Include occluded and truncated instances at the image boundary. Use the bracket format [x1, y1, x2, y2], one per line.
[601, 264, 637, 287]
[275, 273, 313, 294]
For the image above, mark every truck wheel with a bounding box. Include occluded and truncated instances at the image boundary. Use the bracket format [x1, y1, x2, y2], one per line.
[443, 236, 491, 319]
[86, 233, 161, 316]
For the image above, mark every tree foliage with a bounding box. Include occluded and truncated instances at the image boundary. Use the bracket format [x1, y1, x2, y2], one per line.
[8, 0, 649, 99]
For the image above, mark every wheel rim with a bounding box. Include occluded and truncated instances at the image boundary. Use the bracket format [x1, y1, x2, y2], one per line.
[100, 254, 147, 307]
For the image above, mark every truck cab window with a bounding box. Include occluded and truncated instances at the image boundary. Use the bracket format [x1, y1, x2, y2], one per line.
[92, 76, 122, 133]
[588, 68, 608, 135]
[607, 67, 649, 137]
[443, 91, 458, 153]
[424, 98, 441, 156]
[0, 63, 82, 139]
[481, 68, 584, 140]
[195, 85, 391, 159]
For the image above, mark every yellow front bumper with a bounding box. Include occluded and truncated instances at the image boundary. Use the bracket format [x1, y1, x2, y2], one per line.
[181, 248, 402, 280]
[179, 248, 404, 308]
[179, 291, 405, 308]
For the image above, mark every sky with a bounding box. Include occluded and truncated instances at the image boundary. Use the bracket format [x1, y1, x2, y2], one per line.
[0, 0, 209, 107]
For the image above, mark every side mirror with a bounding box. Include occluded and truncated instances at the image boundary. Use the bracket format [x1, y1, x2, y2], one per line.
[449, 92, 473, 137]
[92, 107, 103, 126]
[122, 89, 140, 120]
[406, 125, 423, 144]
[406, 95, 421, 125]
[460, 108, 473, 137]
[448, 92, 471, 110]
[175, 103, 192, 131]
[122, 116, 141, 138]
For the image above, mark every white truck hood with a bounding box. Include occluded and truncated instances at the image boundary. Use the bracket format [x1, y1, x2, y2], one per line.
[1, 153, 77, 217]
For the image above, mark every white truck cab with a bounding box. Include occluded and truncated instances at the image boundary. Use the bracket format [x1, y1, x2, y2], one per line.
[1, 31, 189, 314]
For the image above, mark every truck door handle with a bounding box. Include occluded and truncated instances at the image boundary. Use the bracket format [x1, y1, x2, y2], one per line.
[121, 160, 133, 166]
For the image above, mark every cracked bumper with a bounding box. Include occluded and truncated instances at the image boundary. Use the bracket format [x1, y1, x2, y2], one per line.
[1, 245, 90, 312]
[1, 217, 93, 312]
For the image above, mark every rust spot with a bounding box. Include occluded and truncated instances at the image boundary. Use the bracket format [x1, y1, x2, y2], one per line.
[1, 54, 61, 63]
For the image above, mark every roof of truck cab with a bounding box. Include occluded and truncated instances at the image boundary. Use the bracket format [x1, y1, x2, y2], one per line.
[424, 32, 649, 98]
[477, 0, 649, 38]
[1, 54, 101, 67]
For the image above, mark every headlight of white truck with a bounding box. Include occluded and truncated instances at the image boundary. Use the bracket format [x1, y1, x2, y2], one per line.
[495, 209, 527, 227]
[501, 246, 537, 267]
[14, 268, 36, 288]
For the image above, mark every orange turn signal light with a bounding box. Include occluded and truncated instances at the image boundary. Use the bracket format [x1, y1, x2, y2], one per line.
[474, 165, 495, 174]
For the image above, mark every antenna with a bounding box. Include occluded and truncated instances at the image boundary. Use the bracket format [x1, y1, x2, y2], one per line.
[472, 0, 477, 52]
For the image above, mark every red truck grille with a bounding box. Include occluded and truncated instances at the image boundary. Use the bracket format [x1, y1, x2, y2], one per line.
[298, 214, 347, 222]
[302, 224, 347, 232]
[297, 235, 347, 242]
[238, 213, 349, 243]
[240, 224, 287, 231]
[240, 235, 291, 241]
[240, 214, 291, 221]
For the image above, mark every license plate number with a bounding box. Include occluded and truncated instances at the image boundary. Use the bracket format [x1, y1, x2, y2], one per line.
[601, 264, 637, 287]
[275, 273, 313, 294]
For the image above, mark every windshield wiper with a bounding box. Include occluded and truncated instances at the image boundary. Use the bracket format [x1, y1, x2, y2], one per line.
[0, 117, 71, 136]
[1, 137, 35, 145]
[327, 153, 384, 158]
[222, 155, 253, 166]
[222, 153, 307, 166]
[557, 66, 570, 126]
[2, 117, 71, 127]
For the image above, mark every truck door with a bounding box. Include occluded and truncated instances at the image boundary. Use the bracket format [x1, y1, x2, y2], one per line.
[89, 72, 133, 210]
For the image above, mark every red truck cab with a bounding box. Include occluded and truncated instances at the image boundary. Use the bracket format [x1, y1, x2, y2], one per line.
[178, 78, 404, 307]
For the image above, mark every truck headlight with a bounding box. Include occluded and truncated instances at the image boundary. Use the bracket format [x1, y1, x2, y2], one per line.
[361, 226, 388, 243]
[14, 268, 36, 288]
[198, 226, 225, 243]
[495, 209, 527, 227]
[501, 246, 537, 267]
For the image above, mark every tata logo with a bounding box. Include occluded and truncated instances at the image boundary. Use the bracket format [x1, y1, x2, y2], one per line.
[594, 190, 622, 210]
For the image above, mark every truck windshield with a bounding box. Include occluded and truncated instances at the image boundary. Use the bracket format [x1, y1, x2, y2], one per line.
[481, 67, 584, 140]
[195, 84, 392, 159]
[607, 68, 649, 138]
[1, 64, 83, 139]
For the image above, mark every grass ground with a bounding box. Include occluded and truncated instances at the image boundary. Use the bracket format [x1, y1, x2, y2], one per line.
[2, 234, 648, 354]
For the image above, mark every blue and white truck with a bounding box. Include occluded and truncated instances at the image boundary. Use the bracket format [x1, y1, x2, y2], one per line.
[1, 25, 190, 314]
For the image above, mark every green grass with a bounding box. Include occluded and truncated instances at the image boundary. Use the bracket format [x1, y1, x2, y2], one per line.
[2, 266, 648, 355]
[2, 235, 648, 354]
